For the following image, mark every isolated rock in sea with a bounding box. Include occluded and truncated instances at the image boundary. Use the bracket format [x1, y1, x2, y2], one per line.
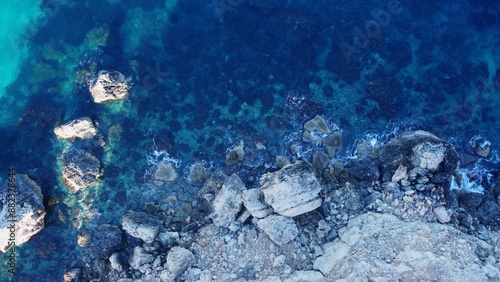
[211, 174, 245, 227]
[260, 160, 322, 217]
[258, 214, 299, 246]
[242, 188, 273, 219]
[89, 70, 129, 103]
[0, 174, 46, 252]
[314, 212, 500, 281]
[153, 162, 178, 186]
[54, 117, 97, 140]
[226, 143, 245, 165]
[166, 246, 195, 277]
[61, 150, 100, 193]
[304, 115, 330, 134]
[122, 211, 162, 243]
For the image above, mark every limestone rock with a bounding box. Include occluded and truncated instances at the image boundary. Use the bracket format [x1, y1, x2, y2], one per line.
[304, 115, 330, 134]
[154, 162, 178, 184]
[166, 246, 195, 277]
[158, 231, 179, 248]
[54, 117, 97, 140]
[129, 246, 154, 271]
[122, 211, 162, 243]
[258, 214, 298, 246]
[312, 151, 329, 170]
[226, 143, 245, 165]
[61, 150, 100, 193]
[315, 212, 500, 281]
[0, 174, 46, 252]
[391, 165, 408, 183]
[211, 174, 245, 227]
[89, 70, 129, 103]
[284, 270, 325, 282]
[411, 142, 446, 171]
[260, 161, 322, 217]
[322, 133, 343, 148]
[433, 206, 451, 223]
[84, 224, 124, 260]
[242, 188, 273, 219]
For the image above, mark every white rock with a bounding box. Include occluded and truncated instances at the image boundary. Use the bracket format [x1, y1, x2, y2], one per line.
[242, 188, 273, 219]
[166, 246, 195, 277]
[411, 142, 446, 171]
[391, 165, 408, 183]
[260, 161, 322, 217]
[54, 117, 97, 140]
[211, 174, 245, 227]
[284, 270, 325, 282]
[258, 215, 298, 246]
[433, 206, 451, 223]
[313, 241, 350, 275]
[122, 211, 162, 243]
[89, 70, 129, 103]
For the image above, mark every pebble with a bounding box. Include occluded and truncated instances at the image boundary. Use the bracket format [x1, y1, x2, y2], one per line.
[433, 206, 451, 223]
[403, 196, 414, 203]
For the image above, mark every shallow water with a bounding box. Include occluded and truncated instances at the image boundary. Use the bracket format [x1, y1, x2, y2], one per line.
[0, 0, 499, 280]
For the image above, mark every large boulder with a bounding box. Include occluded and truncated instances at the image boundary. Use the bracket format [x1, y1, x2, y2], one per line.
[0, 174, 46, 252]
[211, 174, 245, 227]
[166, 247, 195, 277]
[54, 117, 97, 140]
[89, 70, 129, 103]
[122, 211, 162, 243]
[83, 224, 124, 260]
[260, 161, 322, 217]
[314, 212, 500, 281]
[61, 149, 100, 193]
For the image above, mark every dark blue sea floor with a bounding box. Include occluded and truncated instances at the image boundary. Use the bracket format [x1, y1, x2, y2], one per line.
[1, 0, 499, 280]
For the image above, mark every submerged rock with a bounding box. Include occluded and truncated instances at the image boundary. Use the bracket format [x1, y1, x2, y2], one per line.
[211, 174, 245, 227]
[258, 214, 299, 246]
[61, 150, 100, 193]
[153, 162, 178, 185]
[89, 70, 129, 103]
[226, 143, 245, 165]
[0, 174, 46, 252]
[314, 212, 500, 281]
[54, 117, 97, 140]
[260, 160, 322, 217]
[122, 211, 162, 243]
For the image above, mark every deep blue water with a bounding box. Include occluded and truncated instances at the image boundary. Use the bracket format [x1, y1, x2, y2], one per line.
[1, 0, 499, 280]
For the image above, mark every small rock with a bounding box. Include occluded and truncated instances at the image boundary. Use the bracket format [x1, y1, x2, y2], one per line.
[433, 207, 451, 223]
[63, 268, 81, 282]
[275, 155, 289, 169]
[226, 143, 245, 165]
[323, 133, 343, 148]
[284, 270, 325, 282]
[392, 165, 408, 183]
[122, 211, 162, 243]
[312, 151, 329, 170]
[304, 115, 330, 134]
[129, 246, 154, 271]
[157, 231, 179, 248]
[109, 252, 124, 271]
[154, 162, 178, 183]
[258, 215, 299, 246]
[411, 142, 445, 171]
[166, 247, 195, 277]
[89, 70, 129, 103]
[54, 117, 97, 140]
[474, 143, 490, 158]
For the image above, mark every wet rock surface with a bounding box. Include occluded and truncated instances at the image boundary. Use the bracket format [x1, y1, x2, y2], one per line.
[89, 70, 129, 103]
[0, 175, 46, 252]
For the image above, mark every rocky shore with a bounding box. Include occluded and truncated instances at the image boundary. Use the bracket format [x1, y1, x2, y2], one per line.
[53, 116, 499, 281]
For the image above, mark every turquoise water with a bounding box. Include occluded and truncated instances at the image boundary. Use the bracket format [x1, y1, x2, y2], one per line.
[0, 0, 499, 280]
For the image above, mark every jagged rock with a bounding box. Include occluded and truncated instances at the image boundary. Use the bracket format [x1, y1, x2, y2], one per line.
[226, 143, 245, 165]
[275, 155, 289, 169]
[379, 131, 459, 176]
[260, 161, 322, 217]
[211, 174, 245, 227]
[433, 206, 451, 223]
[477, 199, 500, 227]
[411, 142, 446, 171]
[474, 143, 491, 158]
[122, 211, 162, 243]
[154, 162, 178, 185]
[242, 188, 273, 219]
[89, 70, 129, 103]
[61, 150, 100, 193]
[129, 246, 154, 271]
[322, 133, 343, 148]
[187, 162, 210, 183]
[304, 115, 330, 134]
[347, 157, 380, 182]
[258, 214, 298, 246]
[166, 247, 195, 277]
[109, 252, 125, 271]
[158, 231, 179, 248]
[314, 212, 500, 281]
[312, 151, 329, 170]
[391, 165, 408, 183]
[0, 174, 46, 252]
[54, 117, 97, 140]
[63, 268, 81, 282]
